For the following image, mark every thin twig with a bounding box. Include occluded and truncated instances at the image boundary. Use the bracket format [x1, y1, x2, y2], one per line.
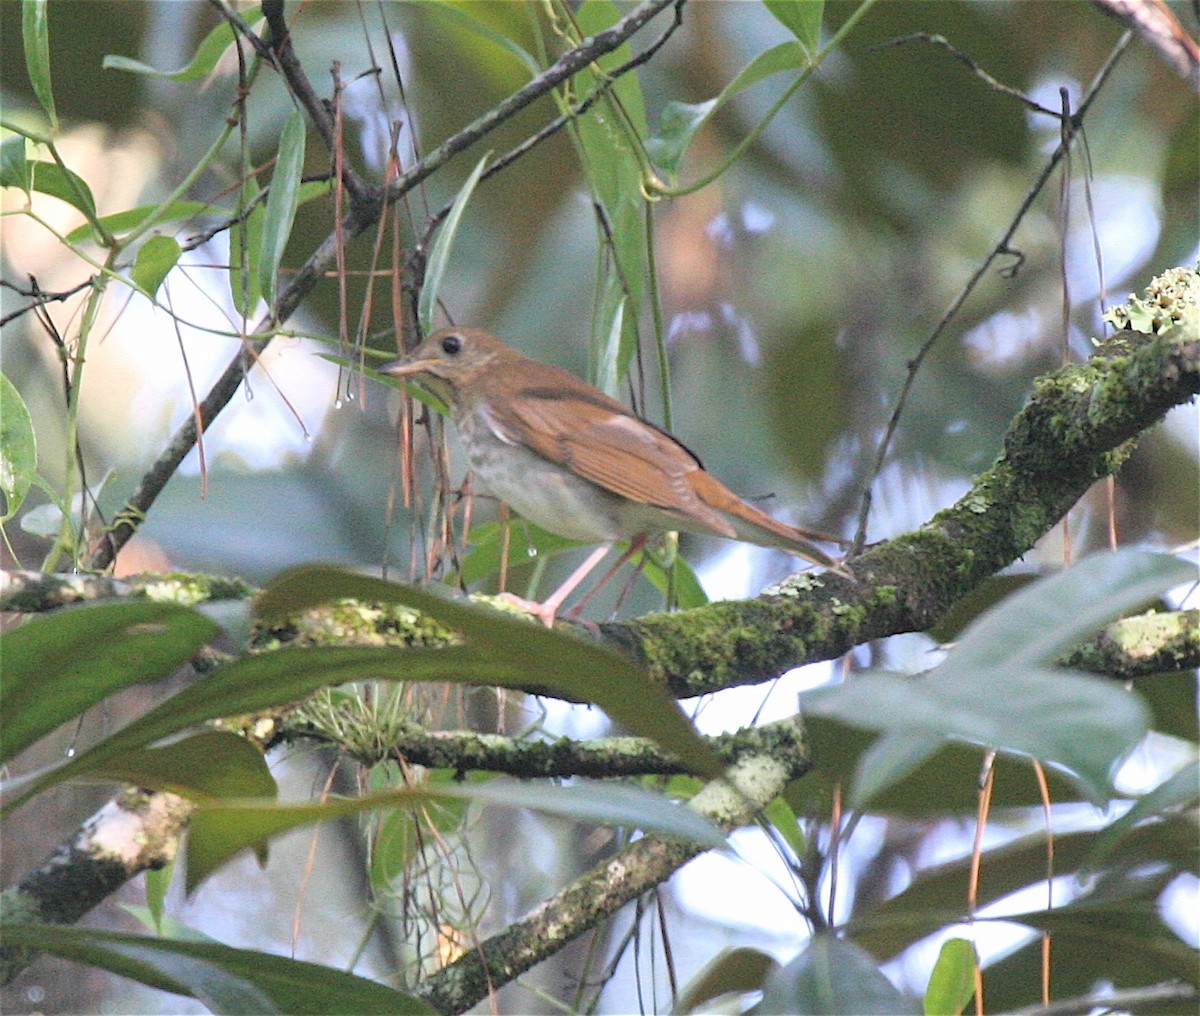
[850, 31, 1134, 555]
[89, 0, 679, 571]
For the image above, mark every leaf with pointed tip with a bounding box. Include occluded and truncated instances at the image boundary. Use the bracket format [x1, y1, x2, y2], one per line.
[0, 601, 219, 766]
[257, 566, 724, 778]
[187, 778, 725, 891]
[102, 17, 265, 81]
[131, 235, 182, 298]
[0, 924, 433, 1015]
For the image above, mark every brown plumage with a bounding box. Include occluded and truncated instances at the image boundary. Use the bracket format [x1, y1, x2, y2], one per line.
[381, 327, 840, 572]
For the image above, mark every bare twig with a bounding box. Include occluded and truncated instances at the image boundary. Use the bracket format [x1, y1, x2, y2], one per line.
[850, 32, 1134, 555]
[88, 0, 679, 571]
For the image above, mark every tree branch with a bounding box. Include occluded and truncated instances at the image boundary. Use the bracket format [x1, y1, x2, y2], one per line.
[609, 315, 1199, 698]
[87, 0, 681, 571]
[414, 746, 804, 1014]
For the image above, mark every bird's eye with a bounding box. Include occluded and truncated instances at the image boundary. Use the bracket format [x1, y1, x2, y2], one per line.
[441, 333, 463, 356]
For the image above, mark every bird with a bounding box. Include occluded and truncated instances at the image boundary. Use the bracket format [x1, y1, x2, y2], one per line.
[380, 326, 844, 624]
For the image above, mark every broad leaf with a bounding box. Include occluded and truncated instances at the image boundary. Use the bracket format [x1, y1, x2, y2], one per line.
[0, 601, 219, 766]
[757, 934, 921, 1014]
[19, 160, 99, 221]
[131, 235, 183, 298]
[802, 551, 1190, 805]
[647, 42, 808, 179]
[765, 0, 824, 53]
[674, 946, 778, 1014]
[256, 566, 725, 779]
[187, 777, 725, 890]
[0, 924, 434, 1015]
[923, 938, 975, 1016]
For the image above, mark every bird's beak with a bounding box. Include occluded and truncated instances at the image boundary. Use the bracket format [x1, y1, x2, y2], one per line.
[379, 356, 439, 378]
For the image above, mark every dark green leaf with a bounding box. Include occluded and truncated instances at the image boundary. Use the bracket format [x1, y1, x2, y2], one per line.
[188, 778, 725, 891]
[1089, 762, 1199, 864]
[1, 372, 38, 522]
[940, 550, 1192, 676]
[923, 938, 975, 1016]
[259, 109, 307, 309]
[801, 718, 1087, 814]
[131, 235, 182, 298]
[427, 2, 539, 76]
[22, 0, 58, 130]
[0, 924, 434, 1015]
[847, 819, 1196, 962]
[803, 551, 1189, 805]
[256, 566, 725, 779]
[756, 934, 921, 1014]
[455, 520, 583, 588]
[0, 601, 219, 766]
[94, 730, 277, 801]
[674, 946, 778, 1014]
[573, 0, 649, 389]
[102, 17, 263, 82]
[418, 152, 488, 334]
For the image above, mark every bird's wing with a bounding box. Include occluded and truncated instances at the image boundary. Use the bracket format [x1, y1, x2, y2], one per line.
[493, 387, 738, 537]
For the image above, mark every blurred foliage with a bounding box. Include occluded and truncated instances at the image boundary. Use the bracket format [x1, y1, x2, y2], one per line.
[1, 1, 1197, 1014]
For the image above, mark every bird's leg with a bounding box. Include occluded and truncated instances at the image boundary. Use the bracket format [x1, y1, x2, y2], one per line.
[498, 543, 614, 627]
[564, 536, 647, 620]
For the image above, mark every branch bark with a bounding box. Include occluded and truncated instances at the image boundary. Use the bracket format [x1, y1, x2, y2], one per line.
[87, 0, 681, 571]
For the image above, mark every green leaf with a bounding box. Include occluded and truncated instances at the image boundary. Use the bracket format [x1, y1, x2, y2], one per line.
[763, 795, 806, 857]
[455, 520, 584, 587]
[142, 862, 175, 935]
[418, 152, 488, 334]
[94, 730, 277, 801]
[757, 934, 921, 1014]
[259, 109, 307, 310]
[131, 235, 182, 298]
[24, 160, 99, 221]
[0, 924, 435, 1015]
[764, 0, 824, 53]
[573, 0, 649, 388]
[0, 372, 38, 522]
[428, 2, 540, 76]
[230, 179, 263, 317]
[801, 719, 1086, 815]
[802, 551, 1189, 805]
[646, 42, 808, 179]
[188, 778, 724, 891]
[940, 549, 1193, 677]
[847, 819, 1196, 962]
[0, 137, 31, 191]
[65, 200, 220, 244]
[0, 601, 219, 766]
[256, 566, 725, 779]
[102, 17, 264, 82]
[674, 946, 778, 1014]
[1089, 761, 1199, 864]
[22, 0, 58, 130]
[923, 938, 975, 1016]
